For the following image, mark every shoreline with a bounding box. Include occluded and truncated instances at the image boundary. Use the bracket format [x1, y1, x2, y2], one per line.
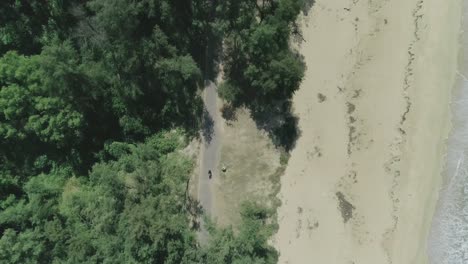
[428, 1, 468, 263]
[389, 0, 460, 262]
[274, 0, 461, 263]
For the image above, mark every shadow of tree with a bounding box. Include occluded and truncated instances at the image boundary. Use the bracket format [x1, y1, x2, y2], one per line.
[184, 176, 204, 231]
[189, 200, 204, 231]
[220, 103, 237, 126]
[250, 100, 301, 152]
[201, 106, 215, 144]
[217, 93, 301, 152]
[202, 34, 223, 81]
[204, 0, 312, 154]
[292, 0, 316, 43]
[302, 0, 316, 16]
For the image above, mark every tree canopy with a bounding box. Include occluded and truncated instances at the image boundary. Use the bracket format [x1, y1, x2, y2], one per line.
[0, 131, 278, 263]
[218, 0, 305, 110]
[0, 0, 306, 263]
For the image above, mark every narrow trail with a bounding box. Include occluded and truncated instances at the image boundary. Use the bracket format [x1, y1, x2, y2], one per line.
[197, 80, 222, 243]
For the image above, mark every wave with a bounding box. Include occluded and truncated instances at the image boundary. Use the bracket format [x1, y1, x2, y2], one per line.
[428, 72, 468, 263]
[428, 2, 468, 262]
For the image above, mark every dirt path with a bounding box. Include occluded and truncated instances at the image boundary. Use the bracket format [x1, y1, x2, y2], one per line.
[197, 80, 222, 243]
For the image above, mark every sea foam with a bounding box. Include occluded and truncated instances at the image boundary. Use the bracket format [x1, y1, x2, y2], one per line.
[428, 6, 468, 261]
[428, 78, 468, 263]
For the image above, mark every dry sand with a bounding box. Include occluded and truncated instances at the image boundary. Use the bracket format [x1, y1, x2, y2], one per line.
[275, 0, 461, 263]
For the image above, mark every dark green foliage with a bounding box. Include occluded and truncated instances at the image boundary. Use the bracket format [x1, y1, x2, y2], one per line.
[0, 132, 278, 263]
[0, 50, 85, 182]
[216, 0, 305, 151]
[0, 167, 69, 263]
[0, 0, 307, 262]
[0, 133, 197, 263]
[204, 202, 278, 264]
[0, 51, 84, 147]
[218, 0, 306, 109]
[57, 132, 197, 263]
[0, 0, 212, 176]
[0, 0, 75, 55]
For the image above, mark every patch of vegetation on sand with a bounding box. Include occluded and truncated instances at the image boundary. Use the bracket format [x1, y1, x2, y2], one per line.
[336, 191, 356, 223]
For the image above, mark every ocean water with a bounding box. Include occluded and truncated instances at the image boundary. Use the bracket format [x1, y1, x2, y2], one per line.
[428, 6, 468, 264]
[428, 78, 468, 264]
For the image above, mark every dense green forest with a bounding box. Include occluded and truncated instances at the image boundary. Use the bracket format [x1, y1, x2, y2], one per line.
[0, 0, 305, 263]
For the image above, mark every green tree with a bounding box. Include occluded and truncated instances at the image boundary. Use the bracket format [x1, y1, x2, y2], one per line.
[0, 1, 310, 262]
[57, 131, 199, 263]
[0, 168, 69, 263]
[0, 51, 85, 177]
[204, 202, 278, 264]
[218, 0, 305, 109]
[0, 0, 75, 55]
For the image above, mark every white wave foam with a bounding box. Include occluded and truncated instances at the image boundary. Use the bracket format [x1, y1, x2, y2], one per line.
[428, 76, 468, 264]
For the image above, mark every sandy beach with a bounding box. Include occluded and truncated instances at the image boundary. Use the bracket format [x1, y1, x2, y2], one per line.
[275, 0, 461, 263]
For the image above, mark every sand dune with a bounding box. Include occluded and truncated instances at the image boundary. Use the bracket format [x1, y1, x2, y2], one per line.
[275, 0, 461, 263]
